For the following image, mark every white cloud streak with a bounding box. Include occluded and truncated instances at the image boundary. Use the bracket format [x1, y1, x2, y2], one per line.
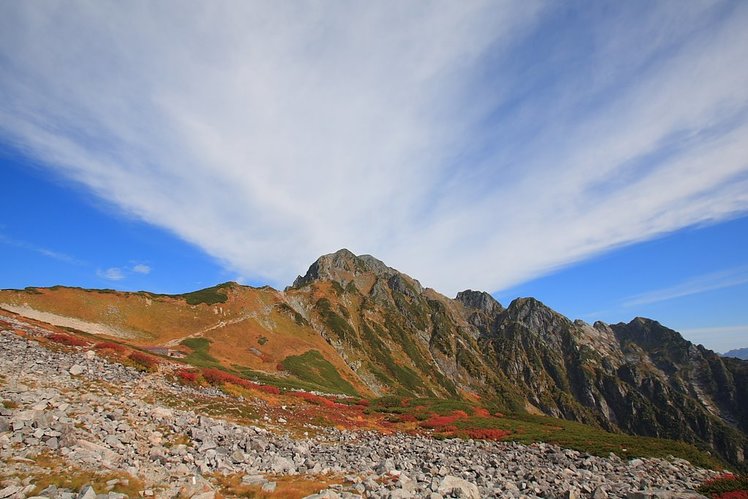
[97, 267, 125, 281]
[623, 266, 748, 307]
[132, 264, 151, 275]
[0, 234, 85, 266]
[1, 1, 747, 295]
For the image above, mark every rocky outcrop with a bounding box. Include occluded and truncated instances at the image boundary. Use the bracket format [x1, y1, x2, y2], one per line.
[292, 249, 402, 290]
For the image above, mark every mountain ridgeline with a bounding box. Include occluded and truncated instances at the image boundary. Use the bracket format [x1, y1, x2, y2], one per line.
[1, 249, 746, 469]
[289, 250, 747, 467]
[724, 348, 748, 360]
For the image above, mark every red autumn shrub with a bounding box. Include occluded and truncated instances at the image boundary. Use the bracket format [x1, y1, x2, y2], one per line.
[706, 474, 737, 484]
[291, 391, 338, 408]
[699, 473, 748, 498]
[128, 351, 160, 370]
[256, 384, 281, 395]
[94, 341, 126, 352]
[175, 368, 199, 384]
[715, 492, 748, 499]
[420, 410, 470, 429]
[48, 333, 88, 347]
[472, 407, 491, 418]
[201, 368, 242, 386]
[465, 428, 511, 440]
[397, 413, 418, 423]
[356, 399, 370, 407]
[199, 368, 279, 393]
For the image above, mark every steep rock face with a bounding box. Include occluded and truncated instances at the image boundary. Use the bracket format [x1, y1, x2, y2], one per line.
[288, 251, 747, 467]
[455, 290, 504, 335]
[289, 250, 522, 405]
[480, 298, 617, 425]
[610, 319, 747, 465]
[456, 290, 504, 315]
[478, 302, 748, 466]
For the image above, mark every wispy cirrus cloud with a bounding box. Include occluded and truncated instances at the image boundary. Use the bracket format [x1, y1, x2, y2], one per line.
[0, 233, 85, 266]
[623, 266, 748, 307]
[132, 264, 151, 275]
[97, 267, 125, 281]
[1, 1, 747, 294]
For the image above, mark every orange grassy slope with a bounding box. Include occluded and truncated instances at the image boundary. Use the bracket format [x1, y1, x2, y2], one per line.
[0, 284, 370, 396]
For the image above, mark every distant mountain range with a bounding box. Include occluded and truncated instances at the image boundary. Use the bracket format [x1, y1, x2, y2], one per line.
[1, 248, 746, 469]
[724, 348, 748, 360]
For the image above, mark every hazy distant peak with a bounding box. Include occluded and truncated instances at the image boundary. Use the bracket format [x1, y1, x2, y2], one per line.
[723, 347, 748, 360]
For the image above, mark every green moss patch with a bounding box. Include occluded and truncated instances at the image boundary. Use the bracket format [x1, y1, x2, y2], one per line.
[281, 350, 358, 396]
[180, 337, 220, 368]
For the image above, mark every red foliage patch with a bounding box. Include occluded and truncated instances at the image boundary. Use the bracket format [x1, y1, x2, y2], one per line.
[472, 407, 491, 418]
[128, 351, 160, 370]
[48, 333, 89, 347]
[465, 428, 511, 440]
[175, 368, 199, 384]
[699, 472, 748, 498]
[202, 368, 243, 386]
[94, 341, 126, 353]
[396, 413, 418, 423]
[200, 368, 281, 394]
[706, 474, 737, 484]
[715, 492, 748, 499]
[256, 384, 281, 395]
[420, 410, 470, 429]
[355, 399, 370, 407]
[290, 391, 339, 408]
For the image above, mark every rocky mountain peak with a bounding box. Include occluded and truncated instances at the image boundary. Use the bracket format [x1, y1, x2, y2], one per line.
[291, 249, 405, 290]
[505, 297, 571, 334]
[455, 290, 504, 315]
[613, 317, 680, 345]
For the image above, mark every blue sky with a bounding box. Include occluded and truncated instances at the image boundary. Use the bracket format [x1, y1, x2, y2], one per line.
[1, 1, 747, 352]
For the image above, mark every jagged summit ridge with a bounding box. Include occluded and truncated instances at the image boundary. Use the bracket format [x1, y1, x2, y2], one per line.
[455, 289, 504, 315]
[292, 249, 390, 288]
[292, 248, 423, 293]
[503, 296, 572, 335]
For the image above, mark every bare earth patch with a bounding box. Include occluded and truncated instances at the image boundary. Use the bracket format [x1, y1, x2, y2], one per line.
[0, 303, 138, 339]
